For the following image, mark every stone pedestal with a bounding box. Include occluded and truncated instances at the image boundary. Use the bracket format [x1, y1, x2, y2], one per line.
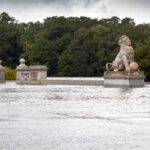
[0, 60, 5, 83]
[104, 71, 145, 87]
[16, 59, 47, 85]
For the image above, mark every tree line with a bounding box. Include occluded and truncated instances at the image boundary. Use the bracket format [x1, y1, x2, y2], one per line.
[0, 12, 150, 81]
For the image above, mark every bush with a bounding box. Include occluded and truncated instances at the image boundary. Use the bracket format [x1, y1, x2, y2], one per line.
[4, 67, 16, 80]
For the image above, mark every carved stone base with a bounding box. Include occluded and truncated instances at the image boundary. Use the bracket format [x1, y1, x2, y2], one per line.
[104, 71, 145, 87]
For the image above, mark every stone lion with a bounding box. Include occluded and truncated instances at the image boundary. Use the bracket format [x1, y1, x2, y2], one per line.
[106, 35, 138, 71]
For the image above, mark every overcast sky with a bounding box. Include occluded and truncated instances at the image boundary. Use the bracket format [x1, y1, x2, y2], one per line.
[0, 0, 149, 24]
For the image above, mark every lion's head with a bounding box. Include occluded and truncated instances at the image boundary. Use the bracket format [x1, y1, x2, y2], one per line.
[119, 35, 131, 46]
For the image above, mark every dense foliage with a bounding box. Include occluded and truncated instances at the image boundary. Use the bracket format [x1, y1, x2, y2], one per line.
[0, 12, 150, 81]
[4, 67, 16, 80]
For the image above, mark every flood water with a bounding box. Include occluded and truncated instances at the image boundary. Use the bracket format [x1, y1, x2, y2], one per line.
[0, 82, 150, 150]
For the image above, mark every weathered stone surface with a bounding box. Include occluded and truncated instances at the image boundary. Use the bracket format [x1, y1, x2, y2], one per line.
[41, 77, 104, 86]
[0, 60, 5, 83]
[104, 71, 144, 79]
[104, 35, 145, 87]
[16, 59, 47, 85]
[129, 62, 139, 71]
[104, 71, 145, 87]
[106, 35, 138, 71]
[16, 58, 28, 70]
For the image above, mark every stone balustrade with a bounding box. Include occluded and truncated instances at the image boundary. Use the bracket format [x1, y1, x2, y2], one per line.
[16, 59, 47, 85]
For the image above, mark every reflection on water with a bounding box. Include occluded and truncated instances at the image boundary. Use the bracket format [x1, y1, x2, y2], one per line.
[0, 82, 150, 150]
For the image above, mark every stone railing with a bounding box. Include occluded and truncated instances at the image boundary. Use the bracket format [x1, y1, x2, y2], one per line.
[16, 59, 47, 85]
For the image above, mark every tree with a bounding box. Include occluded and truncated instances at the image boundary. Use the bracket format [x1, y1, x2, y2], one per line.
[0, 12, 21, 67]
[135, 38, 150, 81]
[0, 12, 150, 80]
[0, 12, 15, 23]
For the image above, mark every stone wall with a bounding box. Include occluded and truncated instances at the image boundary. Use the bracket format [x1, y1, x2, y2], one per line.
[16, 59, 47, 85]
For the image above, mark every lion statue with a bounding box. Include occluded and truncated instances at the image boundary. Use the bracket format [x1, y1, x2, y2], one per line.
[106, 35, 139, 71]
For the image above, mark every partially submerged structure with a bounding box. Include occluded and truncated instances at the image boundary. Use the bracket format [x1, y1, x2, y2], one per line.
[2, 35, 146, 87]
[16, 59, 47, 85]
[104, 35, 145, 87]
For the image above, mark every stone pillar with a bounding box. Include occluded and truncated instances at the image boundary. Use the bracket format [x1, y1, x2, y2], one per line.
[16, 58, 29, 84]
[0, 60, 5, 83]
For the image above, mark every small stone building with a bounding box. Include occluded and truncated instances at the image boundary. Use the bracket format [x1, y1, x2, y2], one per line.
[16, 59, 47, 85]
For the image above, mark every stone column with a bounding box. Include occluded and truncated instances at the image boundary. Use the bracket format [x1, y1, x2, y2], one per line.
[16, 58, 29, 84]
[0, 60, 5, 83]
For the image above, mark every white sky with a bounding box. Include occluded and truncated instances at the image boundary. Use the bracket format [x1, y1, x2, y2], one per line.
[0, 0, 149, 24]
